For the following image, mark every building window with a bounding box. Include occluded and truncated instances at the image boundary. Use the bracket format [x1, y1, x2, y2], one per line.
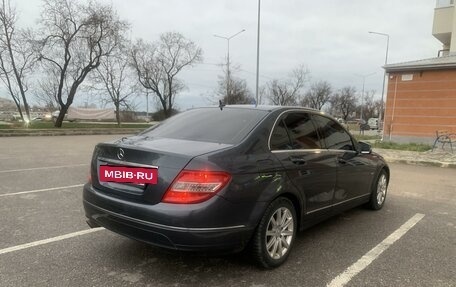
[436, 0, 454, 8]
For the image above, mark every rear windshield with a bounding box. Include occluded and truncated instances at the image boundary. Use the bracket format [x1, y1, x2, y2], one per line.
[141, 107, 269, 144]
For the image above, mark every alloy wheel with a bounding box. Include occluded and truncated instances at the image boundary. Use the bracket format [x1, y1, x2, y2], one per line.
[376, 174, 388, 205]
[265, 207, 294, 260]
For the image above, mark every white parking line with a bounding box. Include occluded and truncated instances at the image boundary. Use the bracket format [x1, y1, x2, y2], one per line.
[0, 184, 84, 197]
[327, 213, 425, 287]
[0, 164, 87, 174]
[0, 228, 104, 255]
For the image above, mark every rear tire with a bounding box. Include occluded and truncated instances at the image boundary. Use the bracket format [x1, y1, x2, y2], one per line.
[368, 170, 388, 210]
[251, 197, 297, 268]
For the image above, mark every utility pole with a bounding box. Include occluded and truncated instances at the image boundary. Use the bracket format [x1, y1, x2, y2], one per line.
[255, 0, 261, 106]
[355, 72, 376, 133]
[214, 29, 245, 100]
[369, 31, 390, 131]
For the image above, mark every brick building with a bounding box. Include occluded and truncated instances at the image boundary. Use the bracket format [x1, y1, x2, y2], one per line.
[383, 57, 456, 143]
[382, 1, 456, 144]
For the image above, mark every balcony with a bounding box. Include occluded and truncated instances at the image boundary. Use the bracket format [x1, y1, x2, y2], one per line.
[433, 2, 455, 46]
[436, 0, 454, 8]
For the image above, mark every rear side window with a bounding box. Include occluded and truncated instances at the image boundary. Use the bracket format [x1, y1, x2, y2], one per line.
[270, 120, 292, 150]
[270, 112, 321, 150]
[141, 108, 268, 144]
[284, 113, 321, 149]
[312, 115, 354, 151]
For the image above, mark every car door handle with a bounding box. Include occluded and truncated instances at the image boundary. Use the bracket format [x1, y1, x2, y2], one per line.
[289, 156, 306, 165]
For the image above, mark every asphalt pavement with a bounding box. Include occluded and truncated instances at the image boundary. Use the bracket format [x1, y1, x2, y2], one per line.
[0, 135, 455, 287]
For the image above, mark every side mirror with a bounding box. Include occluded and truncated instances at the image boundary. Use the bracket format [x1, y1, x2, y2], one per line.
[359, 141, 372, 154]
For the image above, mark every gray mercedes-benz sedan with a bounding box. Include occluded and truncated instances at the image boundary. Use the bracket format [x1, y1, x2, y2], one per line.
[83, 105, 389, 268]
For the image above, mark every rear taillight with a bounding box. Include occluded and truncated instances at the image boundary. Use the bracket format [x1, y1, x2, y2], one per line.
[162, 170, 231, 204]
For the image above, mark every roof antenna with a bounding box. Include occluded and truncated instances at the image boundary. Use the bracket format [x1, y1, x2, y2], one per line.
[219, 100, 226, 111]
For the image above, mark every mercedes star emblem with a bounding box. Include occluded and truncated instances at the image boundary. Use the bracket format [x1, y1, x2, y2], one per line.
[117, 148, 125, 160]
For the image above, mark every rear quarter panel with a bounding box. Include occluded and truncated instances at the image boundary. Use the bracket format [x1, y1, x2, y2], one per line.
[184, 111, 304, 228]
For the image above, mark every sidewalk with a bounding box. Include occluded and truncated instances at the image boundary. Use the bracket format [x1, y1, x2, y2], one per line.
[374, 148, 456, 168]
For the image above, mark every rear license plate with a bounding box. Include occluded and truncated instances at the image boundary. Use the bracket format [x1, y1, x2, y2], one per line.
[99, 165, 158, 184]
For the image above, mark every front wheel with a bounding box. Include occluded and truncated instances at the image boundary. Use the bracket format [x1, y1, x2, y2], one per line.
[368, 170, 389, 210]
[251, 197, 297, 268]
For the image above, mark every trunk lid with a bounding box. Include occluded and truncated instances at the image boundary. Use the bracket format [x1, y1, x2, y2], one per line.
[91, 136, 232, 205]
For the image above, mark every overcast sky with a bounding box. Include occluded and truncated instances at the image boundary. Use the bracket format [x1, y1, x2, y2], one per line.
[9, 0, 442, 111]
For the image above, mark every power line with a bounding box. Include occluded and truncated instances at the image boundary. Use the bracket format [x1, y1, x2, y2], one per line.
[185, 82, 218, 89]
[195, 62, 277, 81]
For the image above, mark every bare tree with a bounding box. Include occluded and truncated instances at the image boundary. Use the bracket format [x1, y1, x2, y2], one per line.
[257, 85, 267, 105]
[265, 79, 298, 106]
[302, 80, 332, 110]
[0, 0, 36, 122]
[219, 77, 253, 105]
[36, 0, 128, 127]
[374, 99, 385, 121]
[130, 32, 203, 118]
[329, 86, 357, 120]
[92, 51, 137, 126]
[214, 63, 253, 104]
[359, 90, 375, 120]
[265, 65, 309, 106]
[35, 75, 60, 111]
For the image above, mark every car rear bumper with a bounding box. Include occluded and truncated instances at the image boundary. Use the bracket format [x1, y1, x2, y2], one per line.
[83, 184, 255, 252]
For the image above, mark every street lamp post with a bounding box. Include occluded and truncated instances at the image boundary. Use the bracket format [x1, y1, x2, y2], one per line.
[214, 29, 246, 99]
[255, 0, 261, 106]
[368, 31, 390, 131]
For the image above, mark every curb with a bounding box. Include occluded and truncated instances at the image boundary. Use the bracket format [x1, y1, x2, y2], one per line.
[383, 157, 456, 169]
[0, 128, 144, 137]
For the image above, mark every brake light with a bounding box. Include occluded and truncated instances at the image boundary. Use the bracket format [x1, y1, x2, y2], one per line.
[162, 170, 231, 204]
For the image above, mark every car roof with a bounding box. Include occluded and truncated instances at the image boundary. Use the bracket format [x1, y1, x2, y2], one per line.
[191, 105, 321, 113]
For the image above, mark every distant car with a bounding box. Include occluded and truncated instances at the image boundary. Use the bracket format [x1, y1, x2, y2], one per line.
[52, 110, 69, 121]
[83, 105, 390, 268]
[368, 118, 379, 130]
[352, 118, 366, 125]
[52, 110, 61, 119]
[336, 117, 345, 124]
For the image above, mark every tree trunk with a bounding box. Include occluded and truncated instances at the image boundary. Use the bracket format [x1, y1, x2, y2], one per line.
[163, 107, 171, 118]
[167, 78, 173, 118]
[4, 24, 31, 122]
[54, 78, 83, 127]
[158, 96, 170, 118]
[19, 92, 31, 123]
[54, 104, 70, 128]
[115, 103, 121, 127]
[10, 96, 24, 122]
